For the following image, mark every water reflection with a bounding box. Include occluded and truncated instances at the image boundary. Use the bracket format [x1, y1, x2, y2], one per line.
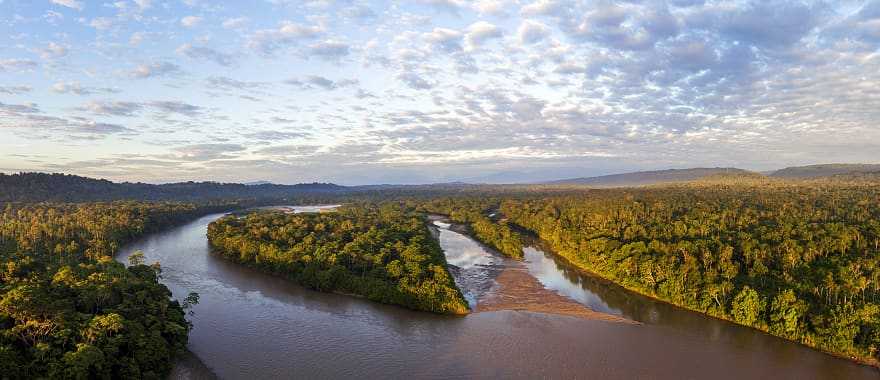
[432, 221, 503, 308]
[521, 239, 877, 369]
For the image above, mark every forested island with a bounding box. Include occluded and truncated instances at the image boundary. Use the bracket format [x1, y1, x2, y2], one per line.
[206, 204, 469, 314]
[0, 202, 234, 378]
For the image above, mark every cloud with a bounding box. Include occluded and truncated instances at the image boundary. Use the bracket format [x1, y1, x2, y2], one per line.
[521, 0, 567, 17]
[0, 86, 32, 95]
[50, 0, 82, 11]
[419, 0, 465, 15]
[473, 0, 511, 16]
[133, 0, 152, 11]
[465, 21, 502, 50]
[0, 59, 37, 72]
[176, 43, 236, 66]
[397, 72, 433, 90]
[77, 99, 202, 118]
[248, 22, 323, 55]
[222, 17, 249, 29]
[206, 76, 267, 91]
[129, 62, 182, 78]
[80, 101, 143, 117]
[51, 81, 119, 95]
[245, 131, 309, 141]
[425, 28, 463, 52]
[256, 144, 320, 156]
[148, 101, 203, 117]
[180, 16, 203, 28]
[0, 102, 41, 115]
[715, 1, 820, 48]
[129, 32, 147, 46]
[517, 20, 550, 44]
[69, 121, 134, 135]
[0, 102, 135, 139]
[89, 17, 114, 30]
[307, 40, 351, 60]
[170, 143, 246, 161]
[39, 42, 68, 60]
[285, 75, 358, 90]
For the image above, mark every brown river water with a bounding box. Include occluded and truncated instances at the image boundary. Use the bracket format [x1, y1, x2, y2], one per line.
[116, 209, 879, 379]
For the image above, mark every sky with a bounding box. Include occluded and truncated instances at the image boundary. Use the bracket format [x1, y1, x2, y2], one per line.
[0, 0, 879, 185]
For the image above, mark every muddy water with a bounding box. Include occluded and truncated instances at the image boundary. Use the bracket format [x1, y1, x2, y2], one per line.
[116, 210, 879, 379]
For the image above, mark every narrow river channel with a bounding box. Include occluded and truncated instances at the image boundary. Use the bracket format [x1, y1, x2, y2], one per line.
[116, 209, 879, 379]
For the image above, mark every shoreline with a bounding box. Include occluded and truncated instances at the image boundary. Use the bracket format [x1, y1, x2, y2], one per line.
[523, 232, 880, 370]
[169, 349, 219, 380]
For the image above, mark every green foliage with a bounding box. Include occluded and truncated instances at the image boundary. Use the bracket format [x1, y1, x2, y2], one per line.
[500, 181, 880, 362]
[207, 204, 469, 314]
[732, 286, 765, 327]
[418, 197, 524, 259]
[0, 202, 227, 378]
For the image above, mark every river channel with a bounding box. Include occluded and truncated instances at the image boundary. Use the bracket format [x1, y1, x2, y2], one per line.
[116, 208, 878, 379]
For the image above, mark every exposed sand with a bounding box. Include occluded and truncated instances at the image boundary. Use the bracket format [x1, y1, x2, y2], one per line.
[477, 264, 637, 324]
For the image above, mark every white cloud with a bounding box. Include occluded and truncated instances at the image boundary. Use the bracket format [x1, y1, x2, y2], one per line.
[472, 0, 509, 15]
[50, 0, 83, 11]
[222, 17, 249, 29]
[129, 62, 182, 78]
[176, 43, 236, 66]
[0, 86, 32, 95]
[89, 17, 113, 30]
[133, 0, 152, 11]
[425, 28, 463, 52]
[51, 81, 118, 96]
[517, 20, 550, 44]
[0, 59, 37, 72]
[465, 21, 502, 51]
[307, 40, 351, 60]
[248, 22, 323, 55]
[181, 16, 203, 28]
[129, 32, 146, 46]
[80, 100, 143, 117]
[39, 42, 68, 60]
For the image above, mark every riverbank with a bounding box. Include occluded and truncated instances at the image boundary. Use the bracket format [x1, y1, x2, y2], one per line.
[520, 230, 880, 369]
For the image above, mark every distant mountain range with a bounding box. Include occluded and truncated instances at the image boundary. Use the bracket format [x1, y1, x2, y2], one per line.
[541, 163, 880, 187]
[768, 164, 880, 179]
[3, 163, 878, 203]
[545, 167, 754, 187]
[0, 173, 346, 203]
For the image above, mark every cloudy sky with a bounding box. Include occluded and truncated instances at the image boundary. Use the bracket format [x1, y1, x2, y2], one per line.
[0, 0, 878, 184]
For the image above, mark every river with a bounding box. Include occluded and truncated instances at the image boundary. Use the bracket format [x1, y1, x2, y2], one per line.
[116, 209, 879, 379]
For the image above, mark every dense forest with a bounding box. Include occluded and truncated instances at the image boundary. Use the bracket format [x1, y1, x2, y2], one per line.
[206, 204, 469, 314]
[0, 201, 233, 378]
[0, 173, 346, 202]
[493, 181, 880, 364]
